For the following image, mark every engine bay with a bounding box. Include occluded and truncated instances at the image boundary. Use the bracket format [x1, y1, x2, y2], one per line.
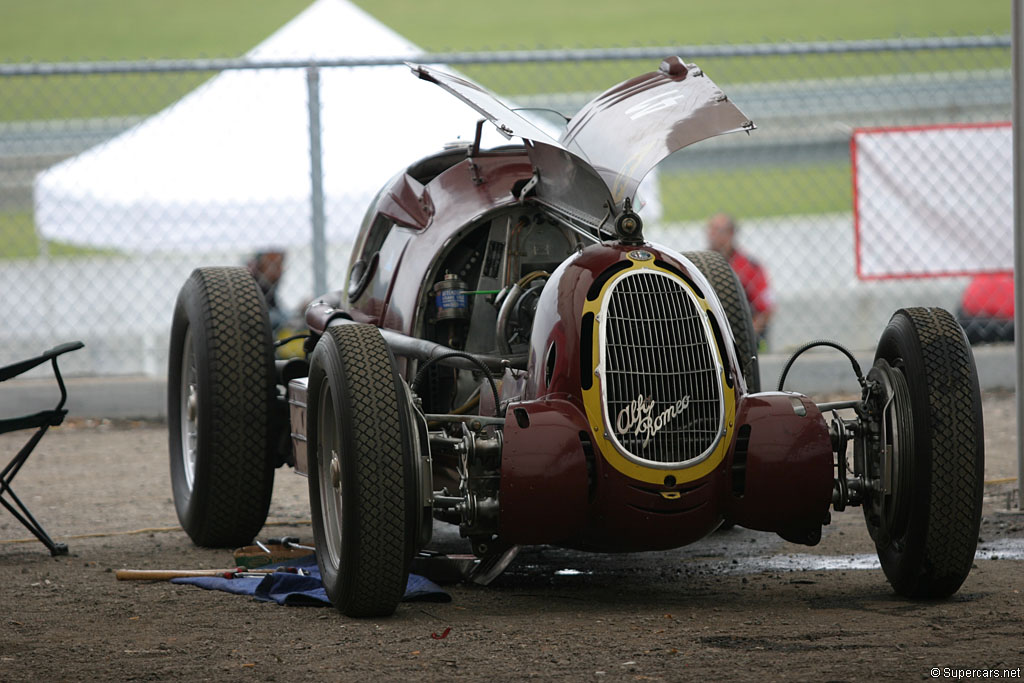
[417, 209, 583, 414]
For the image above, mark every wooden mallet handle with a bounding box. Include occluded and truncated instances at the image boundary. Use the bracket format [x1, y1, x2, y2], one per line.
[115, 567, 251, 581]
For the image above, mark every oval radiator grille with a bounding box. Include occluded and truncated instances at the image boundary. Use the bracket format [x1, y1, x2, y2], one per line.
[599, 269, 724, 467]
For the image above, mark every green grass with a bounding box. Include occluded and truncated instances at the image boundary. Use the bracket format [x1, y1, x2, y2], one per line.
[352, 0, 1010, 96]
[0, 210, 112, 259]
[0, 210, 36, 259]
[0, 0, 1008, 62]
[0, 71, 230, 121]
[431, 46, 1009, 98]
[349, 0, 1009, 50]
[660, 162, 852, 223]
[0, 0, 316, 121]
[0, 0, 316, 61]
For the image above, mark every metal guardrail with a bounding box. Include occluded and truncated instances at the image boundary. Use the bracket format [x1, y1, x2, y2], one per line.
[0, 118, 143, 156]
[0, 35, 1011, 77]
[2, 68, 1010, 177]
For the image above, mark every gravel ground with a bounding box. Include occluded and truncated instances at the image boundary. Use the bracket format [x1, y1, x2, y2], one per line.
[0, 391, 1020, 682]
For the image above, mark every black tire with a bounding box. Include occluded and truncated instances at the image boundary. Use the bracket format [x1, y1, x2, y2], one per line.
[867, 307, 984, 598]
[683, 250, 761, 392]
[168, 267, 277, 548]
[307, 324, 417, 617]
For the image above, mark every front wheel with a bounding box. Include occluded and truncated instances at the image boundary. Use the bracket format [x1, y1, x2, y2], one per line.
[865, 307, 984, 598]
[168, 267, 277, 547]
[307, 324, 418, 617]
[683, 250, 760, 392]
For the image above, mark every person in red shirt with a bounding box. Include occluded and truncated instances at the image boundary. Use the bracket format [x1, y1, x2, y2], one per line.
[957, 272, 1015, 344]
[706, 213, 775, 346]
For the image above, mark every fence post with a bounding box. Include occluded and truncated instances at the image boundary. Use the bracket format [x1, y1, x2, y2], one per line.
[1013, 0, 1023, 510]
[307, 64, 328, 298]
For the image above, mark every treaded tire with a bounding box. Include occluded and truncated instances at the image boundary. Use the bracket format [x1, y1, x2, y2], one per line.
[683, 250, 761, 392]
[307, 324, 417, 617]
[168, 267, 277, 548]
[868, 307, 984, 598]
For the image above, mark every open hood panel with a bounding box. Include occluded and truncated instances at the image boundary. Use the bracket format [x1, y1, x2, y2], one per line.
[560, 57, 755, 204]
[410, 58, 754, 221]
[410, 63, 615, 228]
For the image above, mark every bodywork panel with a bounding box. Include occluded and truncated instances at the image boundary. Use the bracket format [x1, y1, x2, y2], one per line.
[562, 57, 754, 204]
[410, 58, 754, 215]
[410, 63, 614, 228]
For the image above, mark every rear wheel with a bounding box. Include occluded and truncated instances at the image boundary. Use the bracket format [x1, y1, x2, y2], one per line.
[866, 307, 984, 598]
[307, 324, 417, 617]
[684, 250, 760, 392]
[168, 267, 277, 547]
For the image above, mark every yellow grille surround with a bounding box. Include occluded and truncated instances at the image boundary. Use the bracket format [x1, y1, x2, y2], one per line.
[580, 254, 736, 485]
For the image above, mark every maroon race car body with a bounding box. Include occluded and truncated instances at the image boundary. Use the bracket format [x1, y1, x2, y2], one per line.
[168, 58, 985, 617]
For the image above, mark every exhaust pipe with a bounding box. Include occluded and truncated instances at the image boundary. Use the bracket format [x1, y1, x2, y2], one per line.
[306, 298, 525, 372]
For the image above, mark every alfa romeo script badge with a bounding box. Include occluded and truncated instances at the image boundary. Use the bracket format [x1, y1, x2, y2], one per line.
[616, 394, 691, 449]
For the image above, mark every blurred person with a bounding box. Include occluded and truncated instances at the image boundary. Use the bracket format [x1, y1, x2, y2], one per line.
[247, 250, 286, 332]
[957, 272, 1014, 344]
[706, 212, 774, 345]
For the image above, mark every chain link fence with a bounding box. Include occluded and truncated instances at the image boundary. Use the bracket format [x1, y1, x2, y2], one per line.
[0, 36, 1012, 378]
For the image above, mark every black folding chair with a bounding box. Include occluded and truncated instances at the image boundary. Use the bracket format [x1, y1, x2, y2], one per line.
[1, 341, 84, 555]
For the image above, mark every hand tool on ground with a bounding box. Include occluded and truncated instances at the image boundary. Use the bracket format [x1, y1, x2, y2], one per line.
[115, 566, 306, 581]
[265, 536, 316, 552]
[233, 538, 313, 568]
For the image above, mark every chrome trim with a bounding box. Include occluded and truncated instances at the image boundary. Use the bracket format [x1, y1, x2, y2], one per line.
[596, 269, 725, 468]
[180, 326, 198, 491]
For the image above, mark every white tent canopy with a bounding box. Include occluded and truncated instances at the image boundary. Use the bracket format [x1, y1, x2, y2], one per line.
[32, 0, 505, 252]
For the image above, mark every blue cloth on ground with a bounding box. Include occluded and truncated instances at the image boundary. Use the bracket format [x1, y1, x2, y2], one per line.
[170, 554, 450, 606]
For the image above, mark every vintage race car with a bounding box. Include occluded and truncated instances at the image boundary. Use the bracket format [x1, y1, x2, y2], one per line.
[168, 58, 985, 617]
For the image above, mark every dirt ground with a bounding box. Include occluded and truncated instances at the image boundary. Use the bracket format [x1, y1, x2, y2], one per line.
[1, 391, 1021, 682]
